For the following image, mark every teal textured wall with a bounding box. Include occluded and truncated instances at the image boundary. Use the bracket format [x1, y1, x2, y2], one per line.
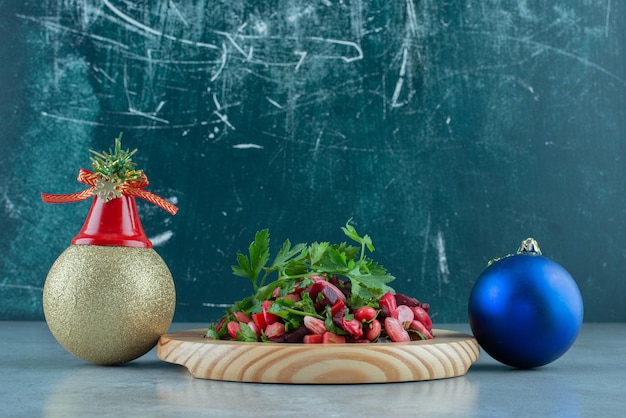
[1, 1, 625, 323]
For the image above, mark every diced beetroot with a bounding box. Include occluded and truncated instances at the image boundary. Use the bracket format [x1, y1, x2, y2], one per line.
[379, 291, 397, 318]
[304, 334, 324, 344]
[329, 275, 352, 299]
[215, 316, 228, 333]
[309, 279, 346, 305]
[394, 293, 419, 307]
[364, 319, 382, 341]
[264, 312, 280, 325]
[303, 316, 327, 335]
[227, 321, 242, 339]
[331, 300, 346, 327]
[411, 306, 433, 331]
[233, 311, 251, 324]
[354, 306, 377, 322]
[327, 281, 347, 302]
[322, 332, 346, 344]
[283, 325, 309, 343]
[384, 317, 410, 342]
[262, 301, 280, 325]
[265, 322, 286, 339]
[331, 299, 346, 317]
[251, 312, 266, 330]
[409, 319, 433, 339]
[321, 284, 343, 305]
[293, 282, 305, 294]
[308, 281, 327, 301]
[395, 305, 415, 328]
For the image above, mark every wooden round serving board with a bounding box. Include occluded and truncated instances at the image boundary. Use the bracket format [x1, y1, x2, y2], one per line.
[157, 329, 479, 384]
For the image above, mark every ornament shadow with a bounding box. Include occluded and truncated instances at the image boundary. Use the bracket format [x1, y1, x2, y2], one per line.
[115, 358, 181, 371]
[467, 363, 546, 373]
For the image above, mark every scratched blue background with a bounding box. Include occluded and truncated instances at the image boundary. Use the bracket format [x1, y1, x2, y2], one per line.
[1, 1, 625, 323]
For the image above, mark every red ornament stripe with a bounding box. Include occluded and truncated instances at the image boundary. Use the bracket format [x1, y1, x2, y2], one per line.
[41, 169, 179, 215]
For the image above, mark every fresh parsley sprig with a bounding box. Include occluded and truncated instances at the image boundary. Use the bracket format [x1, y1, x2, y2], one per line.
[231, 219, 395, 308]
[231, 229, 308, 292]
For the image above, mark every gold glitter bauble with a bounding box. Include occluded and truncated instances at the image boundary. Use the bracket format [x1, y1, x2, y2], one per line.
[43, 245, 176, 365]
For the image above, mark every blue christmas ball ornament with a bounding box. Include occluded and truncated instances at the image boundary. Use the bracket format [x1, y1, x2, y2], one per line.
[468, 238, 583, 368]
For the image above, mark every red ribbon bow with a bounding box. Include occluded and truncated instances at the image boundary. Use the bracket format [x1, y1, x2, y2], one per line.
[41, 169, 178, 215]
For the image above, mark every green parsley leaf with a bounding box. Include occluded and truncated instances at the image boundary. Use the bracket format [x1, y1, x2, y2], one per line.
[308, 242, 330, 265]
[232, 229, 270, 291]
[271, 239, 307, 270]
[341, 218, 375, 256]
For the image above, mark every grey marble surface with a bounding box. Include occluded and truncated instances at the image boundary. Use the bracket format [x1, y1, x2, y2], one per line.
[2, 322, 624, 417]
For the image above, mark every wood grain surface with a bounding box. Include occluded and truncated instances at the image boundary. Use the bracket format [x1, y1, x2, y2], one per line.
[157, 329, 479, 384]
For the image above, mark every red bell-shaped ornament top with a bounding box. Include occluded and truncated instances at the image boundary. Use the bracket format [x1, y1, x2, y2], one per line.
[41, 136, 178, 245]
[72, 194, 152, 248]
